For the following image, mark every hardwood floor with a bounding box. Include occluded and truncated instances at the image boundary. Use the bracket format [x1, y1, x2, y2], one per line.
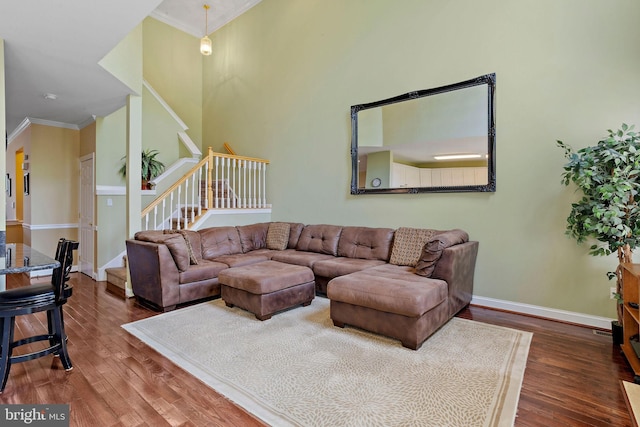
[0, 272, 634, 426]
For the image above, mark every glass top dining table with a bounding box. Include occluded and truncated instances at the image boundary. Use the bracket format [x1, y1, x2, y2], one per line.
[0, 243, 60, 275]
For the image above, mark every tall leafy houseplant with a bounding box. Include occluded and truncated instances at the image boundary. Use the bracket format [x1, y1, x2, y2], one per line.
[118, 149, 166, 189]
[557, 124, 640, 324]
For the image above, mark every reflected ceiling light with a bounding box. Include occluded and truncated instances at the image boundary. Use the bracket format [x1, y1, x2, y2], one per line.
[43, 93, 58, 100]
[200, 4, 212, 56]
[433, 154, 482, 160]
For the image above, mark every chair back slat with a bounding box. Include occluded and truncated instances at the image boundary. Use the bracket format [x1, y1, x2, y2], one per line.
[51, 239, 78, 303]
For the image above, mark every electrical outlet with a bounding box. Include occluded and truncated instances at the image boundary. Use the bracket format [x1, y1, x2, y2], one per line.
[610, 287, 617, 300]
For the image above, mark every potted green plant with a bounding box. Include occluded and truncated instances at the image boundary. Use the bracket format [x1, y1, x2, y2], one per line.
[557, 124, 640, 343]
[118, 149, 166, 189]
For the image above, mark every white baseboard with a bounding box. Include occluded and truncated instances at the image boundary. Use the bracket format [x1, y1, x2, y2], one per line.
[471, 295, 614, 330]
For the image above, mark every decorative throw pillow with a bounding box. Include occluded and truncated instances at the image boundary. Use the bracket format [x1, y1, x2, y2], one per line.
[164, 229, 199, 265]
[389, 227, 437, 267]
[415, 229, 469, 277]
[266, 222, 291, 250]
[161, 234, 190, 272]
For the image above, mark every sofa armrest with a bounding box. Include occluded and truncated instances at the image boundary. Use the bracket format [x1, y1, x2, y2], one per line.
[431, 241, 479, 317]
[125, 239, 180, 310]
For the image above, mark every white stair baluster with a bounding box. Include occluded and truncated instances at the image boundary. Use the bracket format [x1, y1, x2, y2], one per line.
[232, 158, 237, 208]
[215, 156, 220, 208]
[242, 160, 246, 208]
[252, 161, 257, 208]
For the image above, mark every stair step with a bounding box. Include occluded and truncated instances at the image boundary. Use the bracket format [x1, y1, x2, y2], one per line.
[105, 267, 127, 297]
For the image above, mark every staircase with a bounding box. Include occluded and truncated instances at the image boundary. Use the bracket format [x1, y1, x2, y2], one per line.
[105, 147, 271, 296]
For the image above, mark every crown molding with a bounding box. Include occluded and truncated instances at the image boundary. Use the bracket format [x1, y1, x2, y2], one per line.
[7, 117, 80, 143]
[149, 11, 201, 38]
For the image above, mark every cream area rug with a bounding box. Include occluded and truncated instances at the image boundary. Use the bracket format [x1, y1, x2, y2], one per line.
[122, 298, 532, 427]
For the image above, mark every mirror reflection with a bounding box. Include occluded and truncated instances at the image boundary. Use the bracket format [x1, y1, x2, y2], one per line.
[351, 74, 496, 194]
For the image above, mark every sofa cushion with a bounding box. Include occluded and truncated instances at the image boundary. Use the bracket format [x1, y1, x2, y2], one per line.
[327, 265, 448, 318]
[313, 257, 387, 279]
[134, 231, 190, 272]
[287, 222, 305, 248]
[178, 259, 229, 284]
[266, 222, 291, 250]
[212, 253, 270, 268]
[415, 229, 469, 277]
[270, 249, 335, 268]
[199, 226, 243, 259]
[337, 226, 394, 261]
[296, 224, 343, 255]
[237, 223, 269, 252]
[389, 227, 437, 267]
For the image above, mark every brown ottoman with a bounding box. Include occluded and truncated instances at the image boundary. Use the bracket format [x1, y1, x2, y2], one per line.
[218, 261, 315, 320]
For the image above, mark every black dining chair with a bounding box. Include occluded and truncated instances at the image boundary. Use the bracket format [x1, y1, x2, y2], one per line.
[0, 238, 78, 393]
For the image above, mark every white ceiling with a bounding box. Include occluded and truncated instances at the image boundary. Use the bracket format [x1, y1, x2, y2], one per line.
[0, 0, 261, 137]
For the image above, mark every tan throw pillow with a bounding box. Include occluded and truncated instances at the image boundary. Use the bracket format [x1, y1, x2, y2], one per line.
[415, 229, 469, 277]
[266, 222, 291, 250]
[389, 227, 437, 267]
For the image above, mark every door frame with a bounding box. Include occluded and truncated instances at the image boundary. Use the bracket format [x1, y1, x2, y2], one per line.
[79, 153, 95, 279]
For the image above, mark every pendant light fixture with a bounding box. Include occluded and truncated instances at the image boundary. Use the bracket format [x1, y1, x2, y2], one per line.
[200, 4, 212, 56]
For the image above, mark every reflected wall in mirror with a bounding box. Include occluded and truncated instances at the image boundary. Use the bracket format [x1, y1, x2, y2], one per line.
[350, 73, 496, 194]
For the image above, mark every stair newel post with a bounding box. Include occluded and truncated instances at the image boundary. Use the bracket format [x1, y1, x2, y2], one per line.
[261, 162, 267, 208]
[228, 158, 231, 208]
[207, 147, 214, 210]
[204, 161, 209, 211]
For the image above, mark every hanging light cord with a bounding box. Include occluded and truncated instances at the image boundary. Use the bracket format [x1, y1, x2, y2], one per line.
[204, 4, 210, 36]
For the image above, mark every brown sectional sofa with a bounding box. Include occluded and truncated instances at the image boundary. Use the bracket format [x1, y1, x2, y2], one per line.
[125, 222, 478, 349]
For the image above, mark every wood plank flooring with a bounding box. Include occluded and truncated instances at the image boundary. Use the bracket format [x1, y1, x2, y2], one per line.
[0, 272, 634, 426]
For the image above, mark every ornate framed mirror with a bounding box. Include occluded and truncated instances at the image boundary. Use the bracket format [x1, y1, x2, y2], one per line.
[350, 73, 496, 194]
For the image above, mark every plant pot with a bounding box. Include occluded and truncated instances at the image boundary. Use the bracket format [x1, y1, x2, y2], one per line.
[612, 320, 624, 345]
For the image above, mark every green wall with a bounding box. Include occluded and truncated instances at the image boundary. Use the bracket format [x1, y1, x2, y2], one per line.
[202, 0, 640, 318]
[143, 17, 203, 150]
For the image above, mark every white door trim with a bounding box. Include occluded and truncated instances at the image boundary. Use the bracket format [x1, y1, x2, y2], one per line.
[79, 153, 95, 279]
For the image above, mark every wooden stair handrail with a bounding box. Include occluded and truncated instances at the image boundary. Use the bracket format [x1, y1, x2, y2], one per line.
[223, 142, 236, 155]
